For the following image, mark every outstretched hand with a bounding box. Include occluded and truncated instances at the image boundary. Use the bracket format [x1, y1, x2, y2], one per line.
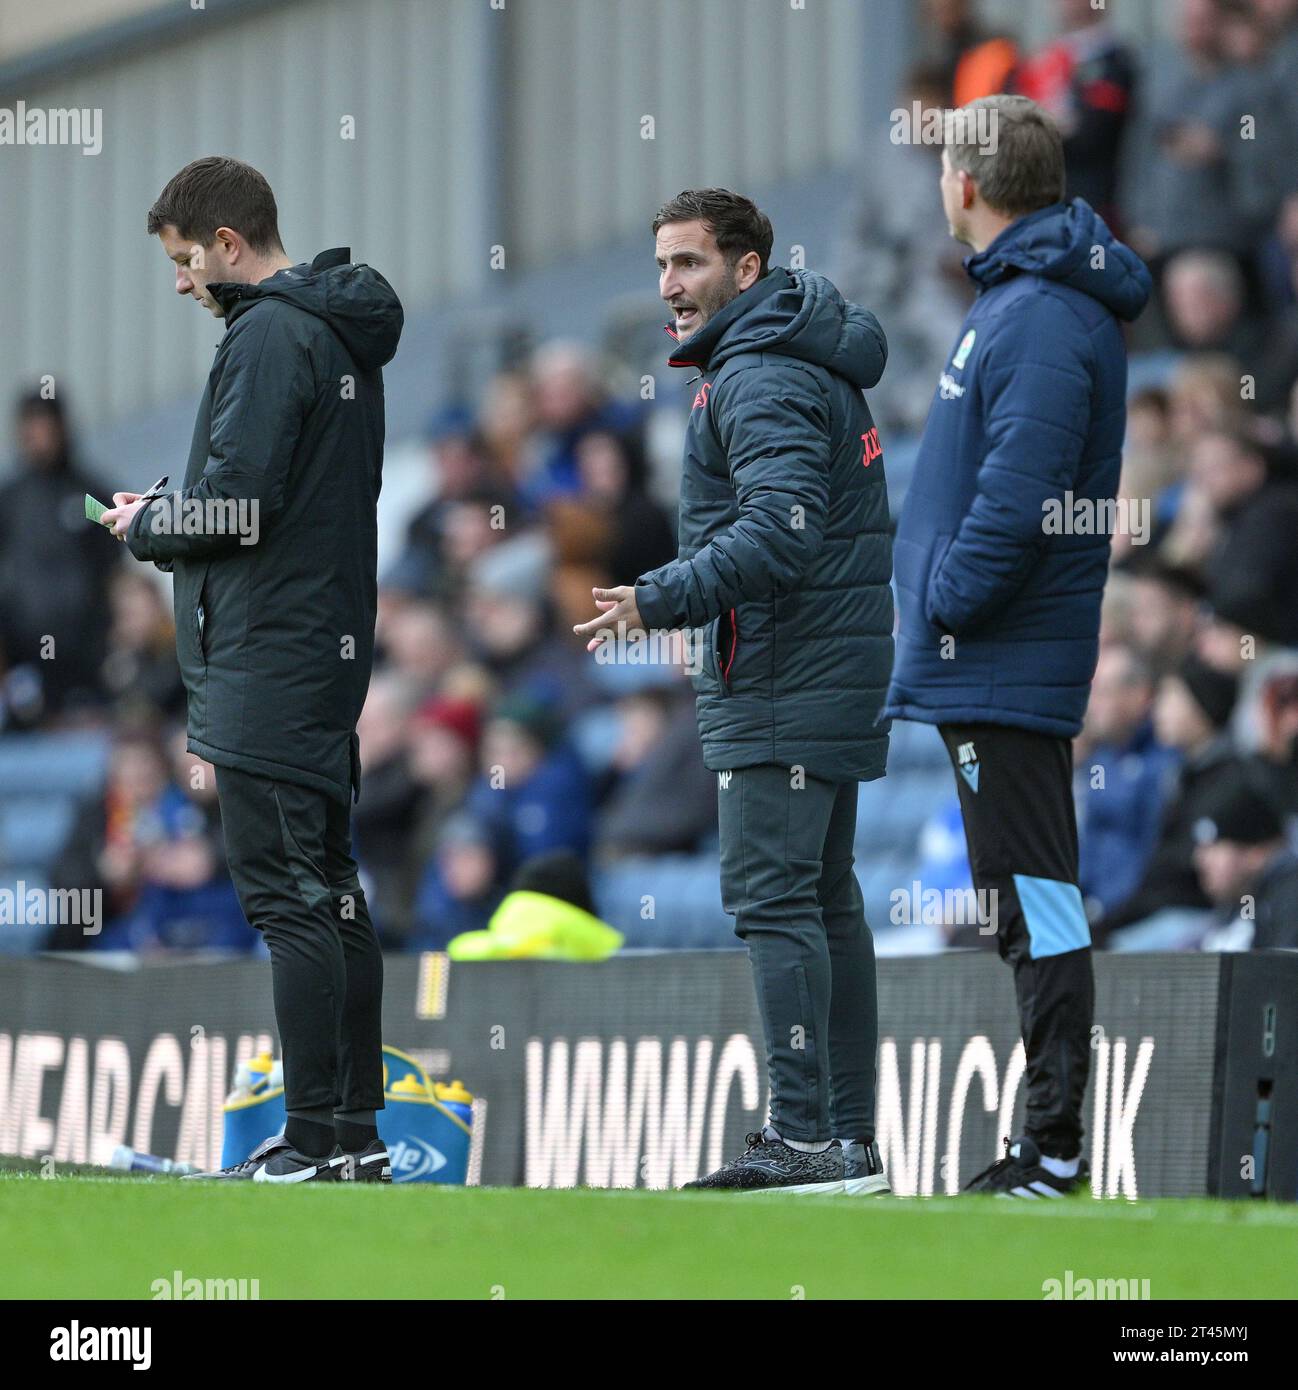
[572, 585, 645, 654]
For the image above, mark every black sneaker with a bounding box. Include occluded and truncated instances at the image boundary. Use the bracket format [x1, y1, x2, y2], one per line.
[683, 1125, 844, 1194]
[182, 1132, 344, 1183]
[339, 1139, 392, 1183]
[251, 1140, 345, 1184]
[840, 1138, 891, 1195]
[182, 1133, 295, 1181]
[964, 1136, 1090, 1198]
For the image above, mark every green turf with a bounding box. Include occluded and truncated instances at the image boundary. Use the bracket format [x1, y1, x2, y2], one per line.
[2, 1165, 1296, 1299]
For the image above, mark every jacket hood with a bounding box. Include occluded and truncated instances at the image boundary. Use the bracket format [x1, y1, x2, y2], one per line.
[213, 247, 404, 369]
[965, 198, 1151, 322]
[666, 266, 886, 389]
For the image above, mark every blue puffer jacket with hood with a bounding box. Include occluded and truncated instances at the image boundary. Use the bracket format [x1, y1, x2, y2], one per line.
[884, 199, 1151, 737]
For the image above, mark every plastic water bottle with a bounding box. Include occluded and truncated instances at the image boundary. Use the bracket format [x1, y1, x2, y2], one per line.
[109, 1146, 200, 1176]
[433, 1079, 474, 1126]
[227, 1051, 281, 1105]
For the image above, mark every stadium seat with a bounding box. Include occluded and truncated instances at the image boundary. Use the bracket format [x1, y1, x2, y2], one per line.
[0, 731, 111, 798]
[568, 704, 624, 774]
[0, 736, 110, 931]
[855, 768, 952, 855]
[884, 719, 950, 773]
[593, 854, 732, 949]
[0, 873, 54, 954]
[0, 795, 78, 871]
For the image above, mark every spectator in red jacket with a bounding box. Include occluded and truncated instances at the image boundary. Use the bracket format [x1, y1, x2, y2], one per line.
[1015, 0, 1137, 226]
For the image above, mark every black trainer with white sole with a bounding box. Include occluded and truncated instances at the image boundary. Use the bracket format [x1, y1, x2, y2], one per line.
[839, 1138, 891, 1195]
[964, 1135, 1090, 1198]
[251, 1142, 346, 1184]
[340, 1139, 392, 1183]
[683, 1125, 844, 1194]
[182, 1133, 344, 1183]
[182, 1133, 292, 1181]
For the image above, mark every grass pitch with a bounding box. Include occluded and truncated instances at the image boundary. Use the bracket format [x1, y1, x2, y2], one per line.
[2, 1160, 1296, 1300]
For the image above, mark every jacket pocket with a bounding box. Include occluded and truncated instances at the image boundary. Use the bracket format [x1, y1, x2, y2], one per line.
[922, 533, 955, 630]
[174, 561, 211, 672]
[193, 565, 211, 666]
[715, 606, 738, 693]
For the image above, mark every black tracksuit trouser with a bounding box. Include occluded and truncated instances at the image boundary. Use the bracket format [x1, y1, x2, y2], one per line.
[939, 722, 1094, 1159]
[215, 764, 385, 1116]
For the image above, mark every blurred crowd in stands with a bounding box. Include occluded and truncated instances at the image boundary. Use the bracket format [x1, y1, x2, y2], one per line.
[2, 0, 1296, 955]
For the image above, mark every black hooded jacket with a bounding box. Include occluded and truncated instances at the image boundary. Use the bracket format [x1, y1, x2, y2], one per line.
[127, 248, 404, 803]
[634, 267, 893, 782]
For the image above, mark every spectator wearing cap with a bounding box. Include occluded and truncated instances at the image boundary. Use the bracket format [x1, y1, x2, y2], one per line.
[1076, 647, 1180, 918]
[1194, 766, 1298, 950]
[1099, 654, 1240, 943]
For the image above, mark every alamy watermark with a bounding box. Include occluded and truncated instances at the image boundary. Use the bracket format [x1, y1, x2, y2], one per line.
[592, 621, 707, 676]
[151, 1269, 261, 1300]
[1, 101, 101, 156]
[1042, 492, 1150, 545]
[890, 103, 999, 155]
[144, 492, 260, 546]
[1043, 1269, 1151, 1300]
[0, 883, 100, 936]
[889, 880, 998, 934]
[49, 1324, 150, 1369]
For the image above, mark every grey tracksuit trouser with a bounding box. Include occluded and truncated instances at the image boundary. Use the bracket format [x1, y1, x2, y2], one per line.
[717, 763, 878, 1142]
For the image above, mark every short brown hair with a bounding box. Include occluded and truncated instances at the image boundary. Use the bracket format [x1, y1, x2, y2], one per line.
[147, 156, 283, 253]
[945, 94, 1065, 218]
[652, 188, 773, 278]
